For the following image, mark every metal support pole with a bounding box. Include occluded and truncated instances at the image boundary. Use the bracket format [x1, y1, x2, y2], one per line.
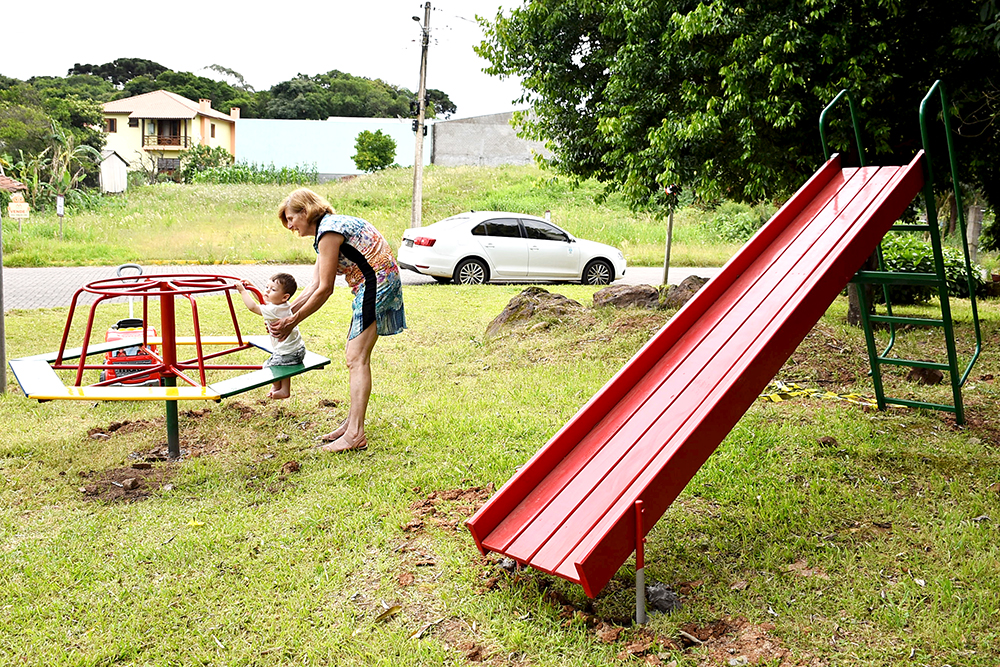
[635, 499, 647, 625]
[410, 1, 431, 228]
[662, 206, 675, 286]
[165, 376, 180, 460]
[159, 285, 181, 460]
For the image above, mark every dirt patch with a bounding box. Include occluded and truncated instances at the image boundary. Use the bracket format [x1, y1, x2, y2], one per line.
[685, 617, 826, 666]
[407, 484, 495, 533]
[78, 460, 177, 503]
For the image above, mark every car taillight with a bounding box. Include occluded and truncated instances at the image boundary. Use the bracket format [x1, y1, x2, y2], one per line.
[414, 237, 436, 247]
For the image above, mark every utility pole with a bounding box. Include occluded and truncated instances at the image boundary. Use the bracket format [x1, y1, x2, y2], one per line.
[410, 1, 431, 228]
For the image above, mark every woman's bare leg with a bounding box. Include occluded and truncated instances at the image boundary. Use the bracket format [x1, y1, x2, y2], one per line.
[320, 323, 378, 452]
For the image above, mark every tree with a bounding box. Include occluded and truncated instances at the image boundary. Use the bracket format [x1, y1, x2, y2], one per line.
[266, 71, 413, 119]
[69, 58, 168, 87]
[352, 130, 397, 172]
[477, 0, 1000, 217]
[426, 89, 457, 119]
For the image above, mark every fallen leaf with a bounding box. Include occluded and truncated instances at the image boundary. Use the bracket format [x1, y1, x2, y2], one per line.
[375, 605, 402, 624]
[187, 520, 205, 527]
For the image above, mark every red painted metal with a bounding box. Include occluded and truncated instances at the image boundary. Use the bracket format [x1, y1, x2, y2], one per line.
[467, 153, 927, 598]
[53, 274, 266, 389]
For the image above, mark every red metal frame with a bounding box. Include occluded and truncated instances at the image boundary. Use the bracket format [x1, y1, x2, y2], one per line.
[54, 274, 264, 389]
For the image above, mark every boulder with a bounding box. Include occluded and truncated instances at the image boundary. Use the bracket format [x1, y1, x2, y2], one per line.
[592, 284, 661, 310]
[486, 286, 590, 337]
[661, 275, 709, 310]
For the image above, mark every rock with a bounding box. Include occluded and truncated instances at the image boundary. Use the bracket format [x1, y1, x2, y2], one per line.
[906, 367, 944, 385]
[661, 275, 709, 310]
[121, 477, 140, 491]
[593, 284, 661, 309]
[646, 582, 683, 613]
[486, 287, 590, 337]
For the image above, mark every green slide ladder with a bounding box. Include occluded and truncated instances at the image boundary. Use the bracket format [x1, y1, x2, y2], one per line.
[820, 81, 982, 424]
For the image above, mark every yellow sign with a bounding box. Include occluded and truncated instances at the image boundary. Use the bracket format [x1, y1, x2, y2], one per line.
[7, 192, 29, 220]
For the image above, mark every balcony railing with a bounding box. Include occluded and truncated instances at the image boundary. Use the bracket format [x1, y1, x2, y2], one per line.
[143, 135, 192, 149]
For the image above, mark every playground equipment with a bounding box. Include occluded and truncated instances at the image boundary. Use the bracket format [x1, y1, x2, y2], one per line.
[466, 81, 982, 614]
[8, 271, 330, 459]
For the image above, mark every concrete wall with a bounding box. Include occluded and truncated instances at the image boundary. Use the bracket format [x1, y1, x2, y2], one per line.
[235, 117, 431, 180]
[432, 112, 551, 167]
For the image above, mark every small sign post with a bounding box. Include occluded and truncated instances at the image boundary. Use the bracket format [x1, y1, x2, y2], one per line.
[57, 194, 65, 239]
[7, 192, 30, 233]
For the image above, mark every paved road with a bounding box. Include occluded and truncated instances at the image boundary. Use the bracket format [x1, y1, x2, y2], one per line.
[0, 264, 720, 312]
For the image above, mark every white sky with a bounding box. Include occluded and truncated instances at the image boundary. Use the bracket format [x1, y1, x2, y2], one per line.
[2, 0, 526, 119]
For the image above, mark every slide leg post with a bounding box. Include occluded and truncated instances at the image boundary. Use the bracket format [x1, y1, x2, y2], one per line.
[635, 499, 647, 625]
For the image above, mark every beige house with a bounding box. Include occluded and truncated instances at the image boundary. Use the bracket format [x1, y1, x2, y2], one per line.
[102, 90, 239, 173]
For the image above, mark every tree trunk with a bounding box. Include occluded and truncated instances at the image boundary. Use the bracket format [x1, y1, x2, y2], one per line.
[847, 251, 879, 327]
[967, 204, 983, 263]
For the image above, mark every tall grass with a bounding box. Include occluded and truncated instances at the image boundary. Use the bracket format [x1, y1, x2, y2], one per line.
[0, 166, 729, 268]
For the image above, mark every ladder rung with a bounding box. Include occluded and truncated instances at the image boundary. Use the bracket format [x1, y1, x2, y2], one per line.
[869, 315, 944, 327]
[852, 270, 943, 286]
[875, 357, 951, 371]
[884, 397, 957, 414]
[890, 224, 932, 232]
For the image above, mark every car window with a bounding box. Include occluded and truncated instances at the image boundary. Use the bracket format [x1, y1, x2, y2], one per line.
[522, 219, 569, 242]
[472, 218, 523, 238]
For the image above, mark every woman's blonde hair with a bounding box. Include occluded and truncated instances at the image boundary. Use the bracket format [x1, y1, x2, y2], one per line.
[277, 188, 334, 229]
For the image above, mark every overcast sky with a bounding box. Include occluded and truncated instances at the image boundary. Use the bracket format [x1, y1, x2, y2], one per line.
[2, 0, 526, 119]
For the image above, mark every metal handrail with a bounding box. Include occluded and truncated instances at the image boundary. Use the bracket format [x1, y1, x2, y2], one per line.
[819, 89, 867, 166]
[918, 80, 982, 389]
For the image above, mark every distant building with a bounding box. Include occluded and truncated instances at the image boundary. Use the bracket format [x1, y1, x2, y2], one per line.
[234, 111, 548, 181]
[236, 116, 429, 181]
[432, 112, 551, 167]
[102, 90, 240, 173]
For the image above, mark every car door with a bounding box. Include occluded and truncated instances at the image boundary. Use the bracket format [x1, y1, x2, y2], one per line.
[520, 218, 580, 278]
[471, 218, 528, 277]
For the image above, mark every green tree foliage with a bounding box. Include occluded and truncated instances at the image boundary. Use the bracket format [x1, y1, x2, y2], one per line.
[0, 78, 105, 191]
[426, 89, 457, 119]
[266, 71, 412, 119]
[69, 58, 168, 87]
[477, 0, 1000, 216]
[178, 144, 235, 183]
[352, 130, 397, 172]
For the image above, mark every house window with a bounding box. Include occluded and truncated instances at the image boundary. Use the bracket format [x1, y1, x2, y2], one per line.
[211, 123, 216, 139]
[128, 118, 139, 128]
[104, 118, 117, 133]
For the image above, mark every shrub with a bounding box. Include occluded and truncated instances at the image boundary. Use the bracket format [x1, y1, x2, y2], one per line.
[352, 130, 397, 173]
[707, 201, 776, 243]
[876, 233, 986, 303]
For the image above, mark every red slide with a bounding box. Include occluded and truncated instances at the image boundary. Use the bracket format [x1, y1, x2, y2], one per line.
[467, 153, 926, 598]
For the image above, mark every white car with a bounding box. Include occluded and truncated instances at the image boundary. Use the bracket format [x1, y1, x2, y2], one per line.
[398, 211, 627, 285]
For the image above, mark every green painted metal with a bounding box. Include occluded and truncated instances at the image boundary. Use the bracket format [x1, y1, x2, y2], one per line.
[836, 81, 982, 424]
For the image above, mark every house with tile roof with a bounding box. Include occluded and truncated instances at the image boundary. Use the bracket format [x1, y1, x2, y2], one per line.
[102, 90, 239, 173]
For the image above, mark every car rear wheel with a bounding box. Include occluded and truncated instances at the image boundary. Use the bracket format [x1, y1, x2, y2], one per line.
[582, 259, 613, 285]
[454, 258, 490, 285]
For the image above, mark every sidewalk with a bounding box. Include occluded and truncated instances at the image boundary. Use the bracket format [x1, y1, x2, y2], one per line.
[1, 264, 720, 313]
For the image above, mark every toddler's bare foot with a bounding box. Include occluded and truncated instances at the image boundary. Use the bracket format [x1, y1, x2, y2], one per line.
[268, 388, 290, 400]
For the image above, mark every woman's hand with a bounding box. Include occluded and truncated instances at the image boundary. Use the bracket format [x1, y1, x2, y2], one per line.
[268, 316, 296, 341]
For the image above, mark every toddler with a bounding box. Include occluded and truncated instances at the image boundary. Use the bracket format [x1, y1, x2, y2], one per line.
[236, 273, 306, 399]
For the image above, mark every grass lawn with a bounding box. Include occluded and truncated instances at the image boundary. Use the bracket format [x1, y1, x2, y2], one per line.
[0, 165, 745, 269]
[2, 277, 998, 666]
